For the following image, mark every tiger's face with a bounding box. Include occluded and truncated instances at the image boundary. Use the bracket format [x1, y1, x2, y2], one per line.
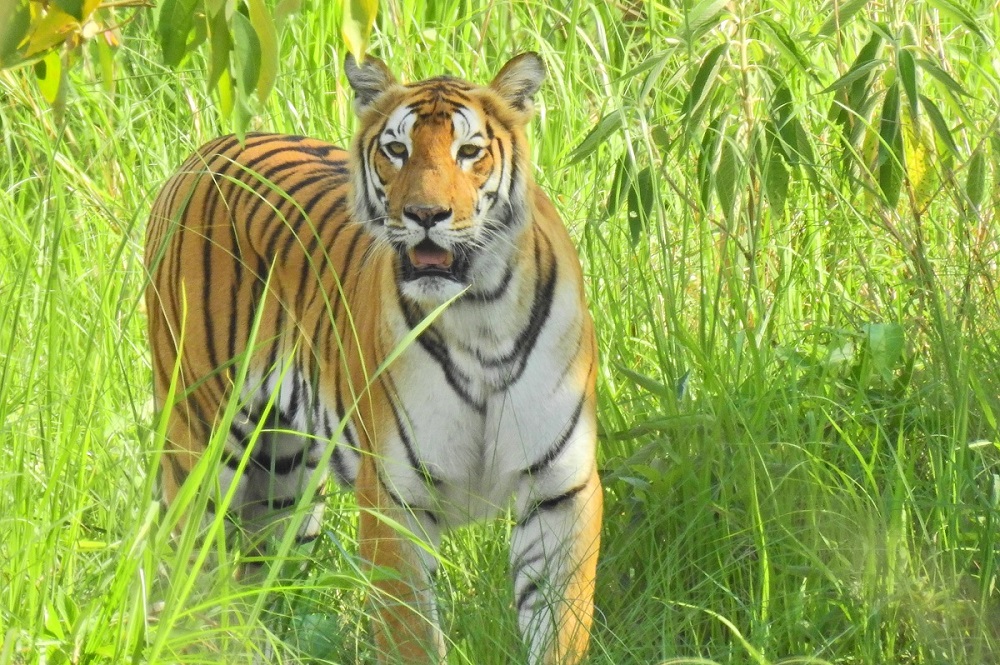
[346, 54, 546, 303]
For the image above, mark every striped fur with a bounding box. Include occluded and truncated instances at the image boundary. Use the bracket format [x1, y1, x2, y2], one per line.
[145, 53, 601, 664]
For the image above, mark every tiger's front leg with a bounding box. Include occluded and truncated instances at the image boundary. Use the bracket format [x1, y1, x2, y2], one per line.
[356, 456, 446, 664]
[511, 465, 602, 664]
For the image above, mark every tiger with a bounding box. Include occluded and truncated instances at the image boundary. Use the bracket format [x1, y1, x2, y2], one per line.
[144, 52, 601, 664]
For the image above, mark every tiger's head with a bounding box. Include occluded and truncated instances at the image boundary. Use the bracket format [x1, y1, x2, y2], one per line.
[345, 53, 546, 304]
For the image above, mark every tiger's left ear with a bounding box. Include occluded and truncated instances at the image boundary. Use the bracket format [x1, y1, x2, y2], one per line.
[490, 52, 546, 116]
[345, 53, 398, 115]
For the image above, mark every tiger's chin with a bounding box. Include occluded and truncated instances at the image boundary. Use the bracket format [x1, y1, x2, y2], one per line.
[397, 239, 471, 304]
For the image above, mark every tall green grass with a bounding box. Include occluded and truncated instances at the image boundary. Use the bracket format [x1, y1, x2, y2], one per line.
[1, 1, 998, 662]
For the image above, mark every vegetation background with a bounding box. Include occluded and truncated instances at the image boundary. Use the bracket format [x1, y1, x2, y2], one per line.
[1, 0, 999, 663]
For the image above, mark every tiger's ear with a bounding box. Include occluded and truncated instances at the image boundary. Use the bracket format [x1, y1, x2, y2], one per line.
[490, 52, 546, 115]
[345, 53, 398, 114]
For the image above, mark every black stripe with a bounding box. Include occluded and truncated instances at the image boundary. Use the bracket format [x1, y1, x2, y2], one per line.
[355, 134, 378, 215]
[382, 370, 443, 487]
[473, 229, 557, 386]
[294, 192, 348, 314]
[199, 164, 231, 370]
[331, 446, 354, 486]
[166, 452, 190, 489]
[495, 134, 507, 207]
[376, 472, 439, 525]
[515, 580, 540, 613]
[399, 297, 485, 413]
[227, 207, 243, 363]
[307, 211, 354, 359]
[467, 265, 512, 302]
[511, 551, 546, 581]
[253, 447, 308, 474]
[245, 495, 299, 510]
[522, 393, 586, 476]
[518, 478, 590, 526]
[508, 135, 521, 203]
[295, 531, 320, 544]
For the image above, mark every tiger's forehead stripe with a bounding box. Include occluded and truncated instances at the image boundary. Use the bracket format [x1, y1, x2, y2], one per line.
[378, 98, 489, 145]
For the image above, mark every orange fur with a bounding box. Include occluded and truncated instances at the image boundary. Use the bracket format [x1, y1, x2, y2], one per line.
[145, 54, 600, 664]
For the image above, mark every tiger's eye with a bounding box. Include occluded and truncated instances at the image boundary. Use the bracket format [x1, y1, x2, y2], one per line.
[384, 141, 408, 158]
[457, 144, 483, 160]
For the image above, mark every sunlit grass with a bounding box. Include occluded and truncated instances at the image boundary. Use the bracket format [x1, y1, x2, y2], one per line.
[1, 1, 999, 663]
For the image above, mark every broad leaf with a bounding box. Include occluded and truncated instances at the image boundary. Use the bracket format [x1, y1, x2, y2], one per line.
[248, 0, 279, 103]
[897, 47, 918, 120]
[817, 0, 871, 38]
[568, 110, 622, 165]
[342, 0, 378, 62]
[966, 148, 986, 210]
[232, 10, 261, 94]
[158, 0, 200, 68]
[683, 42, 728, 132]
[919, 94, 958, 155]
[627, 167, 655, 246]
[877, 82, 903, 208]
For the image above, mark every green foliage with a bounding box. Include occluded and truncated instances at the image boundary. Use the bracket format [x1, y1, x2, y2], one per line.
[153, 0, 288, 138]
[1, 0, 1000, 663]
[0, 0, 133, 123]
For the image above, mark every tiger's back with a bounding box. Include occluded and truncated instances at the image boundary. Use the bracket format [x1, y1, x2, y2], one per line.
[145, 54, 601, 665]
[146, 134, 368, 527]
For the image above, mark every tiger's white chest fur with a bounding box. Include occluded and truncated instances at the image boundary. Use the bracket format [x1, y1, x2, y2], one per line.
[372, 266, 588, 528]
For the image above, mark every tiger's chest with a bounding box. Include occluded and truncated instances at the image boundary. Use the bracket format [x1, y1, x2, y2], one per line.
[369, 296, 565, 528]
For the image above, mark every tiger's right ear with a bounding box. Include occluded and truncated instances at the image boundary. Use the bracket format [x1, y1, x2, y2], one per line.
[344, 53, 398, 114]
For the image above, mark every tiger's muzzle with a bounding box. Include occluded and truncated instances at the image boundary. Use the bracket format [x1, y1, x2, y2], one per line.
[398, 238, 471, 284]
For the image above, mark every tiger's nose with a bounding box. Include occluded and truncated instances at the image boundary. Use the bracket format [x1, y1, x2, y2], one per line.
[403, 204, 453, 229]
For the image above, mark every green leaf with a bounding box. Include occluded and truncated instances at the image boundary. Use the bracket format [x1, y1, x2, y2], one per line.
[878, 82, 903, 208]
[926, 0, 988, 43]
[626, 167, 654, 246]
[96, 32, 115, 97]
[34, 49, 62, 104]
[757, 16, 812, 75]
[897, 48, 918, 120]
[763, 131, 789, 215]
[698, 114, 726, 210]
[716, 136, 739, 221]
[685, 0, 729, 38]
[638, 53, 672, 104]
[275, 0, 302, 30]
[53, 0, 83, 20]
[865, 322, 904, 380]
[0, 0, 31, 68]
[232, 10, 261, 95]
[217, 66, 234, 121]
[342, 0, 378, 62]
[771, 83, 800, 165]
[568, 110, 622, 165]
[682, 42, 728, 130]
[24, 6, 78, 57]
[158, 0, 200, 68]
[207, 7, 232, 93]
[820, 58, 883, 95]
[651, 125, 673, 155]
[606, 154, 633, 219]
[919, 94, 958, 155]
[817, 0, 871, 38]
[915, 58, 971, 98]
[247, 0, 279, 103]
[825, 31, 883, 131]
[614, 363, 673, 400]
[966, 148, 986, 209]
[794, 117, 818, 180]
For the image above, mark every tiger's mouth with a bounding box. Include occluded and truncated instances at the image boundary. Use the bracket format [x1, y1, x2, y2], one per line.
[399, 239, 468, 282]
